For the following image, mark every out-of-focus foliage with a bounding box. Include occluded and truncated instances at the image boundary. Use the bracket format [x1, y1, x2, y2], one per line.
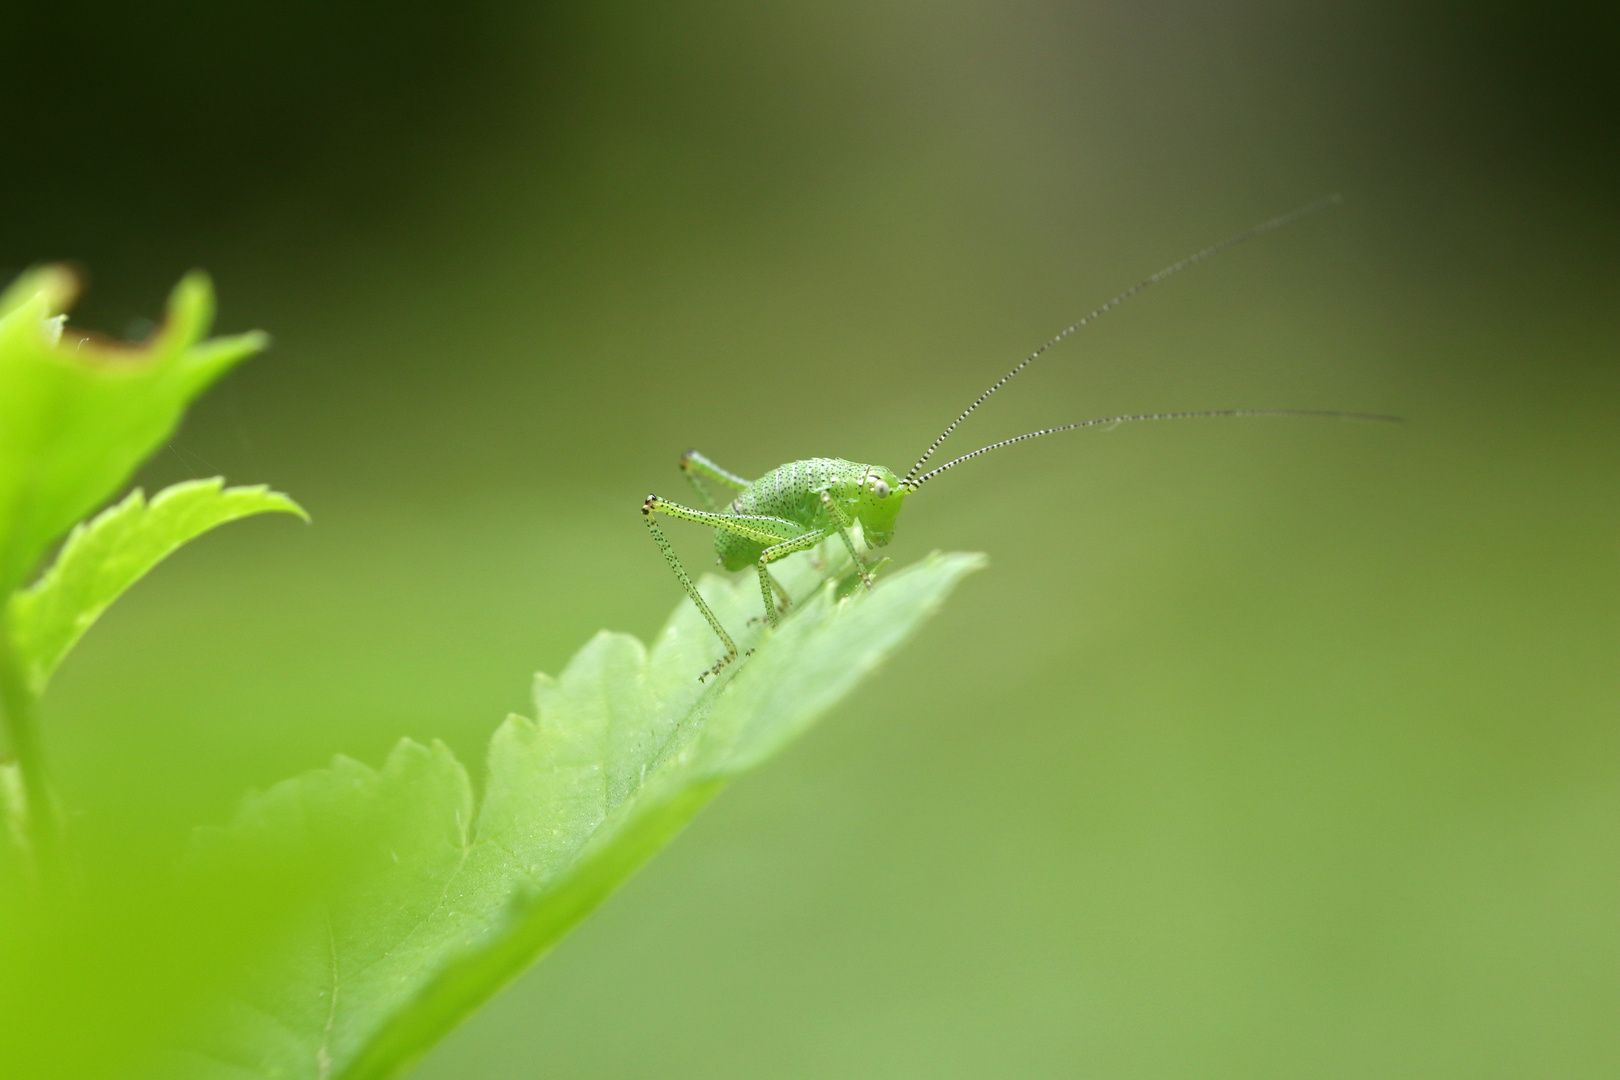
[175, 544, 981, 1080]
[0, 270, 267, 598]
[0, 268, 308, 1078]
[0, 269, 290, 884]
[10, 479, 306, 696]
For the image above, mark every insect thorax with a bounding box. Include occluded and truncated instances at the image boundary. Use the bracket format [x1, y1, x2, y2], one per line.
[714, 457, 867, 570]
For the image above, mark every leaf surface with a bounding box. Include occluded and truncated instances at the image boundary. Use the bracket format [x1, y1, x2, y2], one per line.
[176, 545, 983, 1080]
[8, 478, 307, 695]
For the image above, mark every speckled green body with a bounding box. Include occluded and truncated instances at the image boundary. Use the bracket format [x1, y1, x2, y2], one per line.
[641, 450, 906, 677]
[718, 457, 904, 570]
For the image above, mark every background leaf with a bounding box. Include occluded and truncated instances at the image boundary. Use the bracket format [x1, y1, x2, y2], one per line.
[174, 546, 983, 1080]
[7, 478, 307, 696]
[0, 270, 266, 597]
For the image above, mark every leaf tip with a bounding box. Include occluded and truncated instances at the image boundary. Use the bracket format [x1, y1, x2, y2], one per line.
[165, 271, 217, 343]
[0, 263, 80, 322]
[257, 488, 312, 524]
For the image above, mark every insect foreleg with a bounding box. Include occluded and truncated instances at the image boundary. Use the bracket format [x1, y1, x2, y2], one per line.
[765, 568, 792, 607]
[817, 491, 873, 590]
[746, 569, 796, 628]
[642, 512, 737, 679]
[680, 449, 751, 510]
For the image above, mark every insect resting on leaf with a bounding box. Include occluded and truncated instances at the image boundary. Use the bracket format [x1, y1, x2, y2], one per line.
[642, 195, 1399, 680]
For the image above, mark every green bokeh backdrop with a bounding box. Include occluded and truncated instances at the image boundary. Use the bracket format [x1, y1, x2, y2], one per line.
[6, 2, 1619, 1076]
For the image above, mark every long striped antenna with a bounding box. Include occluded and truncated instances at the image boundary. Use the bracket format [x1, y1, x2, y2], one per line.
[905, 408, 1401, 491]
[901, 194, 1345, 487]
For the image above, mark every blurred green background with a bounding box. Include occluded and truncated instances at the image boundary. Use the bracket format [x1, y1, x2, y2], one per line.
[6, 1, 1620, 1075]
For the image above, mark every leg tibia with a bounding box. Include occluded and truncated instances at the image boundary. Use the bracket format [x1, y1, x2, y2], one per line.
[756, 566, 778, 625]
[818, 491, 873, 589]
[643, 509, 736, 677]
[757, 528, 833, 588]
[765, 568, 792, 608]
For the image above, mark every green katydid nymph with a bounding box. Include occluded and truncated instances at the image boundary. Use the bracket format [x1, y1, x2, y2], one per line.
[643, 195, 1398, 679]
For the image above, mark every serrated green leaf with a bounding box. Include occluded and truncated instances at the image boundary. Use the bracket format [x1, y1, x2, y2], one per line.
[0, 268, 266, 597]
[7, 478, 307, 696]
[175, 544, 983, 1080]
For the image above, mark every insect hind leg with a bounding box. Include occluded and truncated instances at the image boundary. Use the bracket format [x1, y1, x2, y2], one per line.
[642, 498, 737, 680]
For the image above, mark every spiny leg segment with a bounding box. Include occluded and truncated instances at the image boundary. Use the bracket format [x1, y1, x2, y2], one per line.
[644, 497, 804, 546]
[817, 490, 873, 590]
[643, 492, 810, 678]
[642, 500, 736, 679]
[754, 528, 833, 623]
[751, 567, 793, 627]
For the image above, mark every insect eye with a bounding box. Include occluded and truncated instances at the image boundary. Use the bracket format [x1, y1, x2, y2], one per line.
[873, 480, 890, 499]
